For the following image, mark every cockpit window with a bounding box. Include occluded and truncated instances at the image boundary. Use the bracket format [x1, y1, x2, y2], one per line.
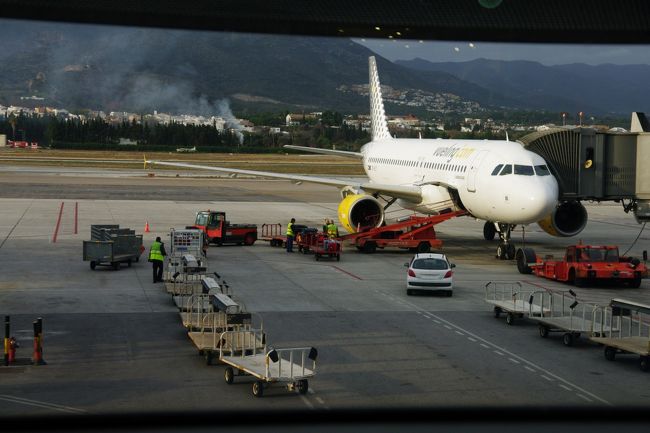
[534, 165, 551, 176]
[514, 165, 534, 176]
[499, 164, 512, 176]
[491, 164, 504, 176]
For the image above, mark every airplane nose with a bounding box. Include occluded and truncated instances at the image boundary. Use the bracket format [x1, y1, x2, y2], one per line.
[516, 178, 559, 222]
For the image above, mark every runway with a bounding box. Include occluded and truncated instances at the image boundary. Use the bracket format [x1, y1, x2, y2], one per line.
[1, 165, 650, 415]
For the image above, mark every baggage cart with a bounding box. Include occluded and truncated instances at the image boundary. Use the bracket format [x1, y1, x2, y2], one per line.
[84, 224, 144, 270]
[260, 223, 286, 247]
[590, 299, 650, 371]
[187, 318, 263, 365]
[218, 329, 318, 397]
[528, 289, 601, 346]
[297, 230, 342, 261]
[484, 281, 546, 325]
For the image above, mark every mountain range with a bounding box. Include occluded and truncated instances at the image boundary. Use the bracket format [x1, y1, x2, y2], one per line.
[0, 20, 647, 117]
[395, 57, 650, 116]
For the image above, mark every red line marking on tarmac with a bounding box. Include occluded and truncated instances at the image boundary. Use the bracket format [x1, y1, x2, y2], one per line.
[74, 202, 78, 235]
[330, 265, 363, 280]
[52, 201, 64, 243]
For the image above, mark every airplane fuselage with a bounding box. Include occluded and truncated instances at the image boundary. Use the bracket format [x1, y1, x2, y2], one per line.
[362, 138, 559, 225]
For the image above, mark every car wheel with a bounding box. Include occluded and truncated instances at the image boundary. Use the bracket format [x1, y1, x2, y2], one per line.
[539, 325, 549, 338]
[252, 381, 264, 397]
[506, 312, 514, 326]
[90, 261, 96, 270]
[224, 367, 234, 384]
[407, 289, 413, 296]
[493, 307, 502, 318]
[640, 356, 649, 372]
[604, 346, 616, 361]
[417, 242, 430, 253]
[563, 333, 574, 347]
[297, 379, 309, 394]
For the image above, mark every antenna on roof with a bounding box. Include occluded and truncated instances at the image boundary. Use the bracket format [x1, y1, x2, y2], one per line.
[418, 132, 422, 139]
[505, 131, 509, 142]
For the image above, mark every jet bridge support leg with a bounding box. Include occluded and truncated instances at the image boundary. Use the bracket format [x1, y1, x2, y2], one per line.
[496, 223, 516, 260]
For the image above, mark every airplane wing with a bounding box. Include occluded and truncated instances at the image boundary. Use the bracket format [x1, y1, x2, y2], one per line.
[145, 159, 425, 202]
[283, 145, 363, 159]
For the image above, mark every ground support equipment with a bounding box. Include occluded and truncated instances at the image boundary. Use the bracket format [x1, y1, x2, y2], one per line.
[338, 211, 464, 254]
[484, 281, 547, 326]
[296, 231, 342, 261]
[590, 299, 650, 372]
[83, 225, 143, 270]
[219, 329, 317, 397]
[260, 224, 286, 247]
[188, 320, 263, 366]
[527, 290, 601, 347]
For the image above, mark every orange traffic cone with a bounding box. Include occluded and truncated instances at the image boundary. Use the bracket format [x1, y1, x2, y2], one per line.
[144, 221, 150, 233]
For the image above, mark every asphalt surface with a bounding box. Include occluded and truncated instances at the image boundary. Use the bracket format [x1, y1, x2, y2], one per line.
[1, 165, 650, 417]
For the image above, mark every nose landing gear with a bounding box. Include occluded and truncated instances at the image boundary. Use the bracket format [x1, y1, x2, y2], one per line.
[492, 222, 516, 260]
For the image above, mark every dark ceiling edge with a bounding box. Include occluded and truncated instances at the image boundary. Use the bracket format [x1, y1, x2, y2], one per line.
[1, 0, 650, 43]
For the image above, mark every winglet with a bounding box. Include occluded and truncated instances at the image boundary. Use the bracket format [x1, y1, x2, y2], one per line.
[368, 56, 391, 141]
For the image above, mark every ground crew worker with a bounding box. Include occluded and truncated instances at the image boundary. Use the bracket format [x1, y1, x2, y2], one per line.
[149, 236, 167, 283]
[286, 218, 296, 253]
[327, 220, 339, 239]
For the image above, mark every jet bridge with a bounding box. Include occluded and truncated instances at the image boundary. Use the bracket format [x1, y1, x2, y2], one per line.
[519, 112, 650, 223]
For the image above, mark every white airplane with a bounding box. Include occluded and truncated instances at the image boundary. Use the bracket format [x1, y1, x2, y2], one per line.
[147, 56, 586, 260]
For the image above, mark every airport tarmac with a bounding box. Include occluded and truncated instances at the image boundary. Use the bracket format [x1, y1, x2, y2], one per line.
[1, 166, 650, 416]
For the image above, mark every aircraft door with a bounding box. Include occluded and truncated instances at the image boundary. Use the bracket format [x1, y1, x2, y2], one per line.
[466, 150, 488, 193]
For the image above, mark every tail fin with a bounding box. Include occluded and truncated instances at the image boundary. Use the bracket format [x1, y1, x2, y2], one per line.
[368, 56, 391, 141]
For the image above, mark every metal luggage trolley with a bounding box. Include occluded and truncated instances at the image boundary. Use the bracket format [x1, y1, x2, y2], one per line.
[173, 276, 231, 310]
[219, 329, 318, 397]
[484, 281, 545, 325]
[187, 294, 263, 365]
[590, 299, 650, 371]
[83, 225, 144, 270]
[528, 289, 600, 346]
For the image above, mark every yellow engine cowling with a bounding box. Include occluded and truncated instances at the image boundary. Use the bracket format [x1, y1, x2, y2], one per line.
[337, 194, 384, 233]
[537, 200, 588, 237]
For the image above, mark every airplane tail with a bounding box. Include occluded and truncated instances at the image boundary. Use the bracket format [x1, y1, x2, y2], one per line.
[368, 56, 391, 141]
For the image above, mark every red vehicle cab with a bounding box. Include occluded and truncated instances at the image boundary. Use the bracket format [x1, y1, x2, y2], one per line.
[517, 244, 647, 288]
[192, 211, 257, 246]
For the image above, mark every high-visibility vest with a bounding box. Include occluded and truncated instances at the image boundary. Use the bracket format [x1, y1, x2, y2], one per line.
[286, 223, 294, 237]
[149, 241, 164, 262]
[327, 223, 338, 238]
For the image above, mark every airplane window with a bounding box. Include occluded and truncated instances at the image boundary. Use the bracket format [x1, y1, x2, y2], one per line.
[514, 165, 534, 176]
[535, 164, 551, 176]
[499, 164, 512, 176]
[491, 164, 504, 175]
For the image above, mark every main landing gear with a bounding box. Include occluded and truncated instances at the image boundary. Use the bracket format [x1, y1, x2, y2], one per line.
[484, 221, 516, 260]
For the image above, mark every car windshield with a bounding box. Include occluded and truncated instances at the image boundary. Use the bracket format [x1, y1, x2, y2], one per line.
[2, 8, 650, 424]
[580, 248, 620, 262]
[412, 258, 449, 270]
[196, 213, 208, 225]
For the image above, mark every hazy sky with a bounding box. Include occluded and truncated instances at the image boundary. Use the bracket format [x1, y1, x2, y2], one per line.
[355, 38, 650, 65]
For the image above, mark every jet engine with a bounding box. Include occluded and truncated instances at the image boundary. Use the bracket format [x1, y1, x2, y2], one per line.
[537, 200, 588, 237]
[337, 194, 384, 233]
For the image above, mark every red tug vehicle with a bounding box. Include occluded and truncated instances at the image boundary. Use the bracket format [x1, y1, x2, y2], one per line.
[516, 243, 647, 288]
[191, 210, 258, 246]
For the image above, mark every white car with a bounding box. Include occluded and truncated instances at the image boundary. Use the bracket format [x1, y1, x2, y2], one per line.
[405, 253, 455, 296]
